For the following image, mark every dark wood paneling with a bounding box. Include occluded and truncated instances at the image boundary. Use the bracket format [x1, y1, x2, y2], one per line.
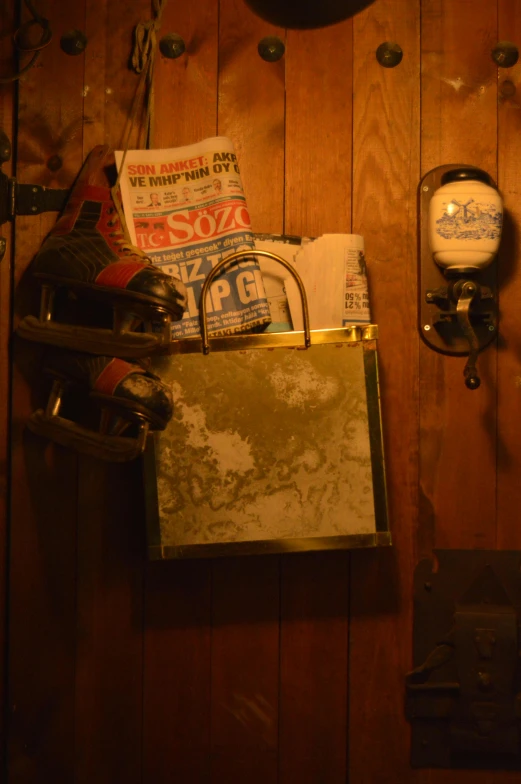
[142, 2, 217, 781]
[74, 461, 144, 784]
[419, 0, 498, 550]
[348, 0, 420, 780]
[280, 23, 353, 781]
[6, 1, 521, 782]
[209, 4, 285, 780]
[285, 20, 353, 236]
[8, 0, 86, 779]
[0, 1, 15, 772]
[497, 0, 521, 550]
[211, 557, 279, 783]
[279, 553, 349, 784]
[218, 0, 285, 233]
[73, 5, 152, 781]
[143, 561, 212, 783]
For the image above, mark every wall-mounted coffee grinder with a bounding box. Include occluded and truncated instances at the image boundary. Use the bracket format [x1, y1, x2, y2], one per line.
[419, 166, 503, 389]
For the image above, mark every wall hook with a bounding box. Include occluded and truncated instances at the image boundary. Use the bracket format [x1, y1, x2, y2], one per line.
[258, 36, 285, 62]
[159, 34, 186, 59]
[60, 29, 87, 56]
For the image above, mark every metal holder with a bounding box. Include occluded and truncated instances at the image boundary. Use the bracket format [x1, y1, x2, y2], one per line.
[419, 164, 498, 389]
[199, 248, 311, 354]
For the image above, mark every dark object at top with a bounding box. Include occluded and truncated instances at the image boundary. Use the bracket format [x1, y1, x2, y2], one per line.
[491, 41, 519, 68]
[441, 168, 491, 186]
[244, 0, 376, 28]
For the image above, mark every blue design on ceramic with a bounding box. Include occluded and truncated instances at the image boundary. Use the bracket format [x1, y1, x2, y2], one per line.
[435, 200, 503, 241]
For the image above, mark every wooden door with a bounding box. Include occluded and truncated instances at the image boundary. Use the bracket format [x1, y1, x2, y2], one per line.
[2, 0, 520, 781]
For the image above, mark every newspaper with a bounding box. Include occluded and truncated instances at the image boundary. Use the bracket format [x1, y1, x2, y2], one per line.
[253, 233, 371, 332]
[115, 137, 271, 338]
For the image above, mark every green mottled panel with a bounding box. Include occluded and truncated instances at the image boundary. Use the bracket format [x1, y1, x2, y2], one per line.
[151, 341, 378, 551]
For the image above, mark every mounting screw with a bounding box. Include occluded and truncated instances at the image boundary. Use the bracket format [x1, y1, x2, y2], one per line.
[31, 206, 37, 212]
[376, 42, 403, 68]
[422, 185, 429, 192]
[60, 29, 87, 56]
[258, 36, 285, 62]
[32, 187, 38, 193]
[426, 292, 433, 300]
[423, 324, 431, 331]
[492, 41, 519, 68]
[159, 33, 186, 59]
[424, 582, 432, 591]
[488, 324, 495, 332]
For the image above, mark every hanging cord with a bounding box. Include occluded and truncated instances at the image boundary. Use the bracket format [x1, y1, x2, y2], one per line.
[0, 0, 52, 85]
[111, 0, 167, 252]
[130, 0, 166, 150]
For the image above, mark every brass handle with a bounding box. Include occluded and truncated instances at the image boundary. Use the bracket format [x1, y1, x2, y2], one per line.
[456, 280, 481, 390]
[198, 248, 311, 355]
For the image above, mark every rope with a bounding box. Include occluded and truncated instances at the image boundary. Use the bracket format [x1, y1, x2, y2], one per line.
[112, 0, 167, 249]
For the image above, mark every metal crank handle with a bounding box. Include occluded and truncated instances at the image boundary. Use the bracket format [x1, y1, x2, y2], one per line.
[456, 280, 480, 390]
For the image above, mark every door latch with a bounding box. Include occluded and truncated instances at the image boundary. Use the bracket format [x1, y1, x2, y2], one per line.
[406, 550, 521, 770]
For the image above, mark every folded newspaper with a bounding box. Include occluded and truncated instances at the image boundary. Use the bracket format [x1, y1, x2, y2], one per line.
[115, 137, 271, 338]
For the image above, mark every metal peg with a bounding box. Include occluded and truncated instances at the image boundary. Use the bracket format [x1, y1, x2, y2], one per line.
[60, 29, 87, 56]
[159, 34, 186, 59]
[258, 36, 285, 62]
[492, 41, 519, 68]
[376, 41, 403, 68]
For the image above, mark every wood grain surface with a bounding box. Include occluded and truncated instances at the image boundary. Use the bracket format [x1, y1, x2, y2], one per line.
[279, 553, 349, 784]
[141, 2, 217, 781]
[8, 0, 85, 780]
[497, 0, 521, 550]
[285, 20, 353, 236]
[280, 20, 353, 783]
[208, 4, 285, 779]
[348, 0, 420, 781]
[419, 0, 498, 551]
[0, 0, 15, 772]
[4, 0, 521, 782]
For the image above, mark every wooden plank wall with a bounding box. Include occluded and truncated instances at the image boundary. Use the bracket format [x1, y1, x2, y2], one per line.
[0, 1, 15, 775]
[4, 0, 521, 781]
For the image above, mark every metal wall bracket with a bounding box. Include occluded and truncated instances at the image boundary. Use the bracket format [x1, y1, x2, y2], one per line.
[406, 550, 521, 770]
[0, 129, 69, 244]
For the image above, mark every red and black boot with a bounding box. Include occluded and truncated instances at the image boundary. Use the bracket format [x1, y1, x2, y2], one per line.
[28, 352, 174, 462]
[17, 145, 187, 357]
